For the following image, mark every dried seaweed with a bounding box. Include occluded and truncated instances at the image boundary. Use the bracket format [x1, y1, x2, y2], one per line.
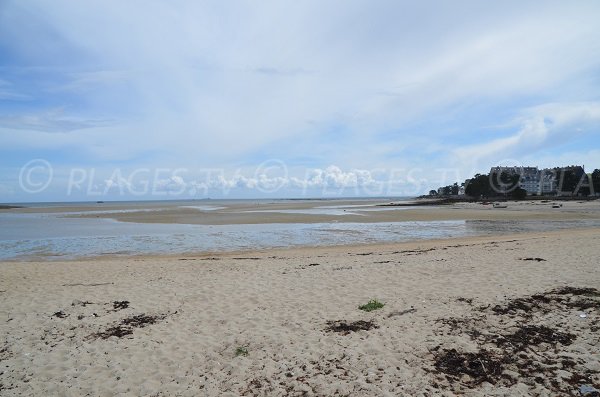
[325, 320, 378, 335]
[433, 348, 507, 385]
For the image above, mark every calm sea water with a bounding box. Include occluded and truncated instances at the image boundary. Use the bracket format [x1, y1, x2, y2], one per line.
[1, 199, 599, 260]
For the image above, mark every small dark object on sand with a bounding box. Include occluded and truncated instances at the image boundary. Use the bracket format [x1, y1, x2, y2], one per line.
[52, 311, 68, 318]
[388, 308, 417, 318]
[93, 326, 134, 339]
[326, 320, 378, 335]
[72, 300, 93, 307]
[112, 301, 130, 310]
[120, 314, 162, 327]
[520, 257, 546, 262]
[456, 297, 474, 304]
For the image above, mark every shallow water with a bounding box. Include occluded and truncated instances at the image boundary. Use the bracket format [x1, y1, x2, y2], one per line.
[1, 210, 599, 260]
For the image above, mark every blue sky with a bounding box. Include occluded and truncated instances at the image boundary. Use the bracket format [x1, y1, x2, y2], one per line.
[1, 1, 600, 201]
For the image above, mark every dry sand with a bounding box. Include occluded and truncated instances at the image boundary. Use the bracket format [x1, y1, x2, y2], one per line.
[1, 228, 599, 396]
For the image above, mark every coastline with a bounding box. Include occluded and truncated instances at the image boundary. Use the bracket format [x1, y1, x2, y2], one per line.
[2, 228, 599, 396]
[1, 226, 597, 263]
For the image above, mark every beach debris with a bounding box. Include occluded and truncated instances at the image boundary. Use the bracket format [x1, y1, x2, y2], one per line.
[112, 300, 130, 311]
[62, 282, 113, 287]
[393, 248, 436, 256]
[326, 320, 378, 335]
[488, 286, 600, 316]
[92, 325, 133, 339]
[358, 299, 385, 312]
[456, 297, 474, 304]
[579, 313, 588, 318]
[520, 257, 546, 262]
[430, 286, 600, 395]
[87, 313, 167, 340]
[295, 263, 321, 270]
[387, 307, 417, 318]
[433, 348, 506, 386]
[493, 325, 575, 350]
[551, 286, 600, 297]
[120, 314, 164, 328]
[52, 311, 68, 319]
[333, 265, 352, 271]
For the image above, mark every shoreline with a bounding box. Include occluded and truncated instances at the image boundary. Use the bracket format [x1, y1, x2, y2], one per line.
[3, 226, 599, 264]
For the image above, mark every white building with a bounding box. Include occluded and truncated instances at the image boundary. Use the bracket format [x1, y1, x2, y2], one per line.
[489, 166, 558, 196]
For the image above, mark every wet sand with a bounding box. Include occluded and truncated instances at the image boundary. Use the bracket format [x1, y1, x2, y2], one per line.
[1, 228, 599, 396]
[6, 199, 600, 225]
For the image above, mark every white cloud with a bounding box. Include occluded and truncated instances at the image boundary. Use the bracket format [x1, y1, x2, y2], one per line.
[453, 102, 600, 169]
[1, 1, 600, 199]
[0, 109, 110, 132]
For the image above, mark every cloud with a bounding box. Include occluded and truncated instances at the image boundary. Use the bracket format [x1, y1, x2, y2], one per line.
[92, 165, 409, 196]
[453, 102, 600, 168]
[1, 1, 600, 199]
[0, 109, 112, 133]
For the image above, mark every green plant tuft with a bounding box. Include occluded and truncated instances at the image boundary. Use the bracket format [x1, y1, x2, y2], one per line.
[359, 299, 385, 312]
[235, 346, 249, 357]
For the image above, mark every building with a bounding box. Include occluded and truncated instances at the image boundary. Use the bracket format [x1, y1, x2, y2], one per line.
[488, 166, 569, 196]
[518, 167, 541, 195]
[489, 166, 542, 195]
[539, 169, 557, 195]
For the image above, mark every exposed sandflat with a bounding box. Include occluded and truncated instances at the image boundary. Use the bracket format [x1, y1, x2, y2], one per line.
[6, 199, 600, 225]
[1, 228, 599, 396]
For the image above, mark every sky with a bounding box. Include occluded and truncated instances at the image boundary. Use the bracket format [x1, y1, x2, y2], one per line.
[1, 0, 600, 201]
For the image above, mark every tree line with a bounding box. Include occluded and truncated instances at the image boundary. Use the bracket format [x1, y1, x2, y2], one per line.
[433, 168, 600, 199]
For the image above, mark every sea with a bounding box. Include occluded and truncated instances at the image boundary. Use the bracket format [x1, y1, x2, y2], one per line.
[1, 198, 599, 260]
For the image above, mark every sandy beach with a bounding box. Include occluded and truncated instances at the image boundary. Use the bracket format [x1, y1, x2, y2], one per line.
[1, 227, 599, 396]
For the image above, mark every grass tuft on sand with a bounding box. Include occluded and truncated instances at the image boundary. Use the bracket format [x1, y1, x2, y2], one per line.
[358, 299, 385, 312]
[235, 346, 249, 357]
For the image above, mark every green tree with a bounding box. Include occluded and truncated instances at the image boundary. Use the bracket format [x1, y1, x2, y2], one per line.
[465, 174, 492, 198]
[555, 167, 583, 195]
[451, 183, 459, 195]
[511, 187, 527, 200]
[490, 171, 520, 196]
[592, 169, 600, 196]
